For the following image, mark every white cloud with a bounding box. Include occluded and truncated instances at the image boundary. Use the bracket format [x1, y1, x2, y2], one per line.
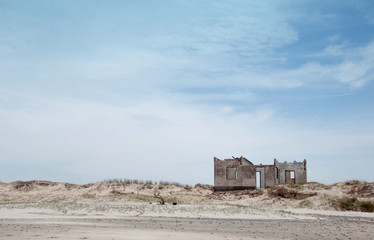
[1, 1, 374, 185]
[265, 41, 374, 89]
[0, 1, 300, 90]
[365, 8, 374, 25]
[0, 91, 373, 184]
[327, 34, 342, 43]
[4, 1, 373, 93]
[321, 43, 349, 56]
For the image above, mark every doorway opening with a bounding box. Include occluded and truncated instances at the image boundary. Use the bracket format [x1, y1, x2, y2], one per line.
[256, 171, 261, 189]
[285, 170, 295, 184]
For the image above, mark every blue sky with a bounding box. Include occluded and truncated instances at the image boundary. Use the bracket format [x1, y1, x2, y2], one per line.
[1, 0, 374, 185]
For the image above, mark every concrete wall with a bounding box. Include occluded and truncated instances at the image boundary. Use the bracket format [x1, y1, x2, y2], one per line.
[264, 165, 276, 188]
[274, 159, 307, 184]
[214, 157, 307, 191]
[214, 157, 256, 190]
[214, 157, 277, 190]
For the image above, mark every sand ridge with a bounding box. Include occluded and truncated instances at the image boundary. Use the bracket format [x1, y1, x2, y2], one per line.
[0, 180, 373, 239]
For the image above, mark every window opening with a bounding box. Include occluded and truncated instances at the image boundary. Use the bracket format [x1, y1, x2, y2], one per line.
[226, 167, 238, 180]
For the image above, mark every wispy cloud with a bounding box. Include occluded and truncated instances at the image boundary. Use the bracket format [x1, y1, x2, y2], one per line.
[1, 1, 374, 184]
[0, 91, 373, 184]
[292, 41, 374, 88]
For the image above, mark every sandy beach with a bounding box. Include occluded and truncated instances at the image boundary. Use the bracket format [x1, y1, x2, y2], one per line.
[1, 180, 373, 239]
[1, 209, 374, 240]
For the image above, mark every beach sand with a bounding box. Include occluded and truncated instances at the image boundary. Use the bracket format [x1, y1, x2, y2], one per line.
[1, 204, 374, 239]
[1, 180, 373, 239]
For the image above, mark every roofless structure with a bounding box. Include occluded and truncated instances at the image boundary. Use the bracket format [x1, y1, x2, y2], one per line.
[214, 156, 307, 191]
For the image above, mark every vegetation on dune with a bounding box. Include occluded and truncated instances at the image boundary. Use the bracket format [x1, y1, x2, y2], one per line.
[344, 180, 363, 185]
[332, 197, 374, 212]
[267, 185, 317, 199]
[268, 186, 298, 198]
[298, 199, 314, 208]
[2, 180, 374, 213]
[346, 182, 374, 197]
[194, 183, 214, 191]
[102, 179, 193, 189]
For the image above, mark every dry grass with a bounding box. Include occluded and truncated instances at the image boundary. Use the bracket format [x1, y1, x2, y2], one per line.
[11, 181, 57, 191]
[344, 180, 362, 185]
[268, 186, 298, 198]
[0, 196, 276, 219]
[194, 184, 214, 191]
[332, 197, 374, 212]
[298, 199, 314, 208]
[2, 180, 374, 214]
[102, 179, 155, 185]
[302, 182, 331, 190]
[267, 185, 317, 200]
[247, 189, 264, 198]
[102, 179, 193, 188]
[346, 182, 374, 197]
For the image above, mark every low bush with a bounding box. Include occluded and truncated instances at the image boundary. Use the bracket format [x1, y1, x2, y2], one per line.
[344, 180, 363, 186]
[347, 183, 374, 197]
[268, 186, 297, 198]
[336, 197, 358, 211]
[11, 180, 56, 191]
[332, 197, 374, 212]
[289, 183, 304, 190]
[159, 181, 192, 188]
[110, 190, 124, 195]
[358, 200, 374, 212]
[298, 199, 313, 208]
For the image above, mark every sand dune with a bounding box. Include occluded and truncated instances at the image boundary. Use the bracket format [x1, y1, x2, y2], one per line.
[1, 180, 373, 211]
[0, 180, 373, 239]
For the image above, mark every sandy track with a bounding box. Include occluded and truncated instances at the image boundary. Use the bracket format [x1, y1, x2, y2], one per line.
[1, 215, 374, 240]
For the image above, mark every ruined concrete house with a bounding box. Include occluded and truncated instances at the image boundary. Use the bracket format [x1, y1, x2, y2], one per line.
[214, 156, 307, 191]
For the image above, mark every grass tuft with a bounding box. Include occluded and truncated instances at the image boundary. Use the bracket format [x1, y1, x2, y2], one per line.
[357, 200, 374, 212]
[268, 186, 297, 198]
[298, 199, 314, 208]
[332, 197, 374, 212]
[344, 180, 363, 186]
[194, 183, 214, 191]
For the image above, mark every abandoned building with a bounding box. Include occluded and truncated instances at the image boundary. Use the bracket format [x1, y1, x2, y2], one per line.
[214, 156, 307, 191]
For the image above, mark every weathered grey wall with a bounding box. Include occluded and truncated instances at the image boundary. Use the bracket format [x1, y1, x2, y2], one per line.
[214, 157, 278, 190]
[275, 159, 307, 184]
[214, 157, 307, 191]
[214, 158, 256, 190]
[264, 165, 276, 188]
